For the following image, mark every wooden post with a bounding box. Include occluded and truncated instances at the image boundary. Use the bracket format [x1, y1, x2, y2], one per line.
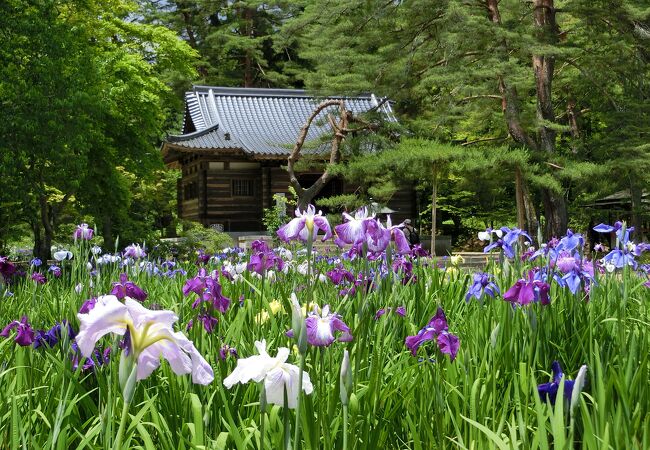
[431, 165, 437, 256]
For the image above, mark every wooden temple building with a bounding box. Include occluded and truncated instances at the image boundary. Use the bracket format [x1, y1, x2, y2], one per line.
[161, 86, 416, 232]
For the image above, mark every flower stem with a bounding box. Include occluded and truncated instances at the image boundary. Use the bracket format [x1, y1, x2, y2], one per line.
[112, 399, 130, 450]
[293, 353, 305, 450]
[342, 404, 349, 450]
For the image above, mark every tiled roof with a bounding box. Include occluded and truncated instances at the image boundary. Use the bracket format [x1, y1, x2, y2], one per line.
[164, 86, 395, 159]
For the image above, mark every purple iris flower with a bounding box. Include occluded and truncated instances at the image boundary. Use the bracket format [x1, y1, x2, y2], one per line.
[111, 273, 148, 301]
[31, 272, 47, 284]
[219, 344, 238, 361]
[552, 252, 594, 294]
[247, 247, 284, 275]
[0, 256, 17, 281]
[70, 341, 111, 371]
[334, 207, 374, 246]
[503, 271, 550, 306]
[304, 305, 353, 347]
[537, 361, 588, 405]
[183, 269, 231, 312]
[405, 307, 460, 361]
[187, 313, 219, 333]
[79, 297, 97, 314]
[356, 218, 391, 255]
[483, 227, 533, 259]
[277, 204, 332, 243]
[326, 266, 355, 285]
[411, 244, 429, 257]
[73, 223, 94, 241]
[465, 273, 499, 302]
[1, 316, 35, 346]
[375, 306, 406, 320]
[30, 258, 42, 267]
[33, 321, 76, 349]
[48, 265, 62, 278]
[196, 250, 211, 265]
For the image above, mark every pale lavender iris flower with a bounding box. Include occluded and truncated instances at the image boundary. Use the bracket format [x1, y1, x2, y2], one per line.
[75, 295, 214, 384]
[304, 304, 353, 346]
[277, 204, 332, 243]
[334, 207, 374, 246]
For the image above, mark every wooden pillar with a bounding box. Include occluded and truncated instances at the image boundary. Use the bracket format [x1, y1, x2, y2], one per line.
[262, 166, 271, 211]
[177, 177, 183, 219]
[198, 163, 208, 226]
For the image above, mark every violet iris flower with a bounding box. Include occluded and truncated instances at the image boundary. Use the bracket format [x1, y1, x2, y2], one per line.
[111, 273, 148, 302]
[76, 295, 214, 384]
[183, 269, 231, 313]
[326, 266, 355, 285]
[553, 251, 594, 294]
[48, 265, 62, 278]
[503, 270, 550, 306]
[375, 306, 406, 320]
[0, 256, 17, 281]
[31, 272, 47, 284]
[386, 216, 411, 254]
[360, 218, 391, 254]
[538, 361, 587, 407]
[334, 207, 374, 246]
[405, 307, 460, 361]
[277, 204, 332, 243]
[71, 341, 111, 371]
[1, 316, 35, 346]
[247, 245, 284, 275]
[465, 273, 499, 302]
[219, 344, 238, 361]
[73, 223, 94, 241]
[305, 305, 353, 347]
[483, 227, 532, 259]
[33, 321, 76, 349]
[594, 221, 647, 270]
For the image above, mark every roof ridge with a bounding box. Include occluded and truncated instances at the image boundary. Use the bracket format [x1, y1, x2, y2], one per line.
[191, 85, 375, 99]
[167, 123, 221, 142]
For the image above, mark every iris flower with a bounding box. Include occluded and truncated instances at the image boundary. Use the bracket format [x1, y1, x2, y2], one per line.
[503, 270, 550, 306]
[305, 305, 353, 346]
[75, 295, 214, 384]
[223, 339, 313, 408]
[465, 273, 499, 302]
[124, 244, 146, 259]
[111, 273, 148, 301]
[183, 269, 231, 312]
[53, 250, 73, 261]
[538, 361, 588, 407]
[334, 207, 374, 246]
[277, 204, 332, 243]
[1, 316, 35, 346]
[483, 227, 532, 259]
[74, 223, 94, 241]
[405, 307, 460, 361]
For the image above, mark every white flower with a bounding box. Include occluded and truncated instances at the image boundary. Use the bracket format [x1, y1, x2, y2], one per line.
[53, 250, 73, 261]
[223, 340, 313, 408]
[477, 231, 491, 241]
[91, 245, 102, 255]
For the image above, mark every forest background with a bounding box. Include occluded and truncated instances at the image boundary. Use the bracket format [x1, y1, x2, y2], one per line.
[1, 0, 649, 260]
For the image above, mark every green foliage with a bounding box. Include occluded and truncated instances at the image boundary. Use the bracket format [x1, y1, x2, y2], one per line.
[0, 241, 649, 447]
[179, 221, 234, 255]
[263, 194, 294, 242]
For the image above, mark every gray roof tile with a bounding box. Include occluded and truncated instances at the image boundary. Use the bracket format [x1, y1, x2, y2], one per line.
[167, 86, 395, 158]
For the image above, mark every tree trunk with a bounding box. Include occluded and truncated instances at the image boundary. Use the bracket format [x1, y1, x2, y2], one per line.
[630, 183, 645, 241]
[430, 165, 437, 256]
[533, 0, 568, 237]
[515, 166, 526, 231]
[37, 193, 53, 261]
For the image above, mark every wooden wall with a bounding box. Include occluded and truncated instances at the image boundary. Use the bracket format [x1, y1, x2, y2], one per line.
[177, 154, 416, 231]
